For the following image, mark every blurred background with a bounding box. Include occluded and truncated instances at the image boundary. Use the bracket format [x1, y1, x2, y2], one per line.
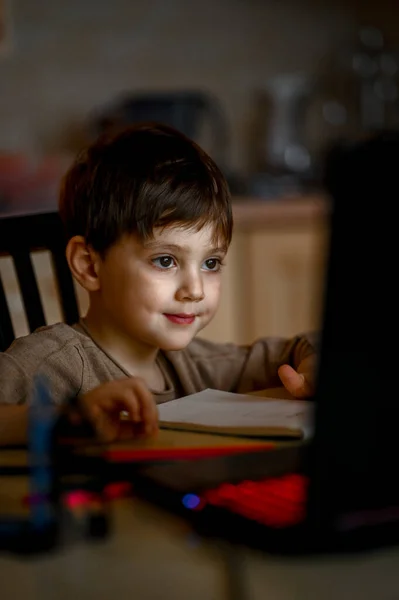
[1, 0, 398, 343]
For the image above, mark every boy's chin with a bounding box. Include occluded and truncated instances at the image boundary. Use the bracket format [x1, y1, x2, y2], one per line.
[158, 334, 196, 352]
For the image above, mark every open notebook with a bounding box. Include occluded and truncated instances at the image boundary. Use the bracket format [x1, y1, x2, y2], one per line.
[158, 389, 314, 440]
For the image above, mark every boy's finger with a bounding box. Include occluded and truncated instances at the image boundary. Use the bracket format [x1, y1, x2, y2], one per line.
[89, 406, 117, 442]
[278, 364, 311, 398]
[131, 378, 158, 433]
[117, 390, 141, 423]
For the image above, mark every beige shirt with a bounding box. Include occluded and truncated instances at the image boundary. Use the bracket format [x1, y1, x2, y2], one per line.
[0, 322, 316, 406]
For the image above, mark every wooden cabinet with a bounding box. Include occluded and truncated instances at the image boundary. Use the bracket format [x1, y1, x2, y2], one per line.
[247, 227, 327, 338]
[200, 199, 328, 344]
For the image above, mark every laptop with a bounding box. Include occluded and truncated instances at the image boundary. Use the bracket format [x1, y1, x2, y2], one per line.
[131, 131, 399, 555]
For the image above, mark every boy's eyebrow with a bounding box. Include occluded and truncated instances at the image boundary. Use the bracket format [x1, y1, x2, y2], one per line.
[142, 241, 228, 254]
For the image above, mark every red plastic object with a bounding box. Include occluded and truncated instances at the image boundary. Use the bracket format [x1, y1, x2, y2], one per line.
[106, 443, 274, 463]
[202, 473, 308, 528]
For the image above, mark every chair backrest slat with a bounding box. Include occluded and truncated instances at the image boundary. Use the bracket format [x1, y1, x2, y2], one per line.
[0, 273, 15, 351]
[0, 211, 80, 350]
[11, 250, 46, 332]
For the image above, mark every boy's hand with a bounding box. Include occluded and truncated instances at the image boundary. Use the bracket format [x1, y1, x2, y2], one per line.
[78, 378, 158, 442]
[277, 354, 317, 399]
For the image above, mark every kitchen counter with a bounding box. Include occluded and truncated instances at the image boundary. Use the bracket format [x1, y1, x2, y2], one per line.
[232, 194, 328, 230]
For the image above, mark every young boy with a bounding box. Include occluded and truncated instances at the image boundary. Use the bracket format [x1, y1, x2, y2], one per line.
[0, 123, 316, 445]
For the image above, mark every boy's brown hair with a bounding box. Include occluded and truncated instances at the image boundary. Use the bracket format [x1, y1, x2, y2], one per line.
[59, 122, 232, 256]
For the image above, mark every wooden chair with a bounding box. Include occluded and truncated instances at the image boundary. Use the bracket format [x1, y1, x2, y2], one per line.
[0, 211, 79, 352]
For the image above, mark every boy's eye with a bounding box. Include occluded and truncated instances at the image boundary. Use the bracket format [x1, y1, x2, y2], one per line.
[202, 258, 221, 271]
[152, 255, 176, 269]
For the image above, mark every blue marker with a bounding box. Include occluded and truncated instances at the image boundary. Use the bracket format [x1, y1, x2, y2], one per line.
[28, 374, 58, 534]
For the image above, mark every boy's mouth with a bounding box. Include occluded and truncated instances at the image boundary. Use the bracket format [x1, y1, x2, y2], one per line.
[163, 313, 196, 325]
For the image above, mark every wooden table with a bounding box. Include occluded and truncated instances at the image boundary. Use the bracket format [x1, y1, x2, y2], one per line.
[0, 388, 288, 518]
[1, 389, 399, 599]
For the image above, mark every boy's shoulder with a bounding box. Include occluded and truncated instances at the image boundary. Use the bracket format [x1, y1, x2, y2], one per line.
[0, 323, 94, 405]
[4, 322, 90, 364]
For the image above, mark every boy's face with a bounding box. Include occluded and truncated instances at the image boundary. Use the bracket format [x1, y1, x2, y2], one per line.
[93, 223, 227, 352]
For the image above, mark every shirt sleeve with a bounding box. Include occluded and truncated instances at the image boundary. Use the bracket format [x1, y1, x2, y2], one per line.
[173, 332, 318, 395]
[233, 333, 317, 393]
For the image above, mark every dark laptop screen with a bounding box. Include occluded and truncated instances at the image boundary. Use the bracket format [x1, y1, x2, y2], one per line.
[307, 132, 399, 535]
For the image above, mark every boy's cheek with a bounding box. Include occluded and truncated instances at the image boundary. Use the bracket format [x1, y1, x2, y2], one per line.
[205, 279, 222, 303]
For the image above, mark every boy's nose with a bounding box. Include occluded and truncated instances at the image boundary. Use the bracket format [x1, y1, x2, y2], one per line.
[175, 271, 205, 302]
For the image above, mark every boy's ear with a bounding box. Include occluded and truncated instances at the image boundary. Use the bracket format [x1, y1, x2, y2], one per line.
[65, 236, 101, 292]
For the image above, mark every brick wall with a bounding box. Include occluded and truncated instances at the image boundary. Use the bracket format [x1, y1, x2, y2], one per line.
[0, 0, 397, 171]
